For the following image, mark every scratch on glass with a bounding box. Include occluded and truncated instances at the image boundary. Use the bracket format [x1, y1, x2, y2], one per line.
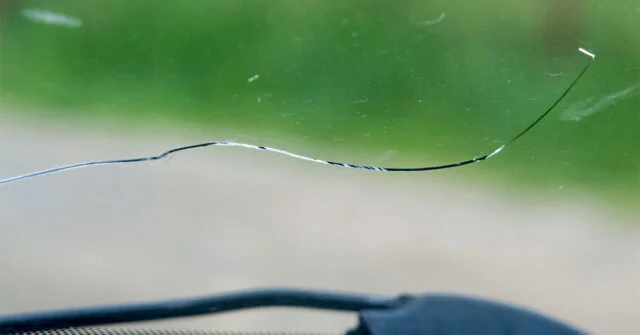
[21, 8, 82, 28]
[560, 83, 638, 121]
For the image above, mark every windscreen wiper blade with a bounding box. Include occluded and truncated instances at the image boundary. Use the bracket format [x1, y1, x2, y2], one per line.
[0, 287, 585, 335]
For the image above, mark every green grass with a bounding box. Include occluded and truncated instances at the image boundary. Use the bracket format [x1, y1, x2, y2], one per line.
[1, 0, 638, 209]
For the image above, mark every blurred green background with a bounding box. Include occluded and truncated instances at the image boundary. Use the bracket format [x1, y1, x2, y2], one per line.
[1, 0, 638, 208]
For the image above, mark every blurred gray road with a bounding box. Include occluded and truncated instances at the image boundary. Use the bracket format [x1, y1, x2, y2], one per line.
[1, 114, 638, 334]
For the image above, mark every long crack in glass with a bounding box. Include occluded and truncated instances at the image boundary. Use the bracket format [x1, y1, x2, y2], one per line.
[0, 49, 595, 186]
